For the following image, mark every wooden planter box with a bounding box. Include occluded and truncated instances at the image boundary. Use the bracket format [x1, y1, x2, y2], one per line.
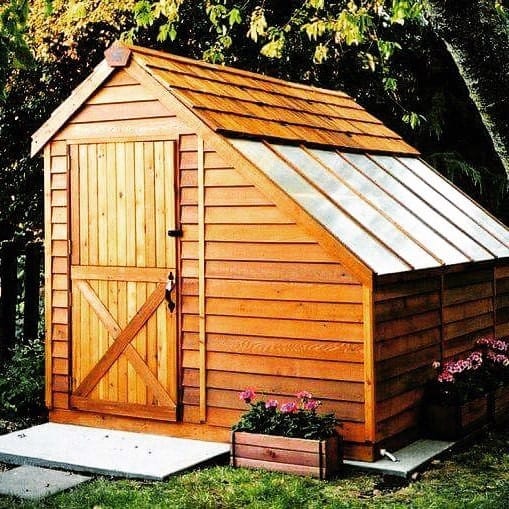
[488, 386, 509, 425]
[231, 432, 342, 479]
[425, 395, 489, 440]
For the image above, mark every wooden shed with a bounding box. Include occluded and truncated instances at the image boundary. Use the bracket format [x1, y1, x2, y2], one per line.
[32, 42, 509, 462]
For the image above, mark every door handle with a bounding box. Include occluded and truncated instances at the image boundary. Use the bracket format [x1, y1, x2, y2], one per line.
[165, 271, 176, 312]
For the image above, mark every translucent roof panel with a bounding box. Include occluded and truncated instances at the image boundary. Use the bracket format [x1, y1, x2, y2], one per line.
[372, 155, 509, 258]
[229, 138, 509, 275]
[310, 149, 471, 266]
[397, 157, 509, 251]
[230, 139, 411, 274]
[343, 154, 494, 263]
[272, 144, 440, 270]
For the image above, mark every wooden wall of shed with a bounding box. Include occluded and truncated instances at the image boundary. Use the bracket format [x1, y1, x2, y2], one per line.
[44, 68, 373, 459]
[496, 263, 509, 337]
[374, 273, 441, 446]
[442, 266, 495, 359]
[179, 136, 371, 460]
[45, 140, 71, 410]
[374, 263, 504, 451]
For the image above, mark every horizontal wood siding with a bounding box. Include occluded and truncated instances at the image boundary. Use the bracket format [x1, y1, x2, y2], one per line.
[180, 138, 366, 458]
[47, 140, 70, 410]
[55, 70, 193, 142]
[374, 264, 501, 448]
[442, 267, 495, 359]
[496, 263, 509, 337]
[374, 274, 441, 442]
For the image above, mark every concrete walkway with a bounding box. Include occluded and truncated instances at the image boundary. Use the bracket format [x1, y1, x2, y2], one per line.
[345, 439, 455, 477]
[0, 423, 230, 481]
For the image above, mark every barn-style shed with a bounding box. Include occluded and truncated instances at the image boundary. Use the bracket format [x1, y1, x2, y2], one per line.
[32, 42, 509, 462]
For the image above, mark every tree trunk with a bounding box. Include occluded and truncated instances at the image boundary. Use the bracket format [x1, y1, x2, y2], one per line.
[428, 1, 509, 179]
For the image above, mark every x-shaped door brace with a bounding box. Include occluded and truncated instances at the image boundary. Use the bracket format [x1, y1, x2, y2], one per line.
[73, 280, 175, 408]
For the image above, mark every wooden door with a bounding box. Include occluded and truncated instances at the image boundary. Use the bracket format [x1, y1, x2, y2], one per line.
[69, 141, 178, 421]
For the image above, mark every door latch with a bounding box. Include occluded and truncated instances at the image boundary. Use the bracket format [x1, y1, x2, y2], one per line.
[167, 229, 183, 237]
[165, 271, 176, 312]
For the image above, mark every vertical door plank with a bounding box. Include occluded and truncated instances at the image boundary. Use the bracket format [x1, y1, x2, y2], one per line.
[97, 144, 108, 266]
[78, 145, 88, 265]
[88, 281, 99, 400]
[125, 142, 136, 267]
[87, 144, 99, 265]
[135, 142, 146, 267]
[136, 282, 147, 405]
[108, 280, 119, 402]
[116, 143, 127, 267]
[144, 142, 156, 268]
[154, 141, 166, 268]
[164, 141, 176, 267]
[147, 282, 158, 404]
[97, 278, 108, 399]
[70, 145, 80, 265]
[156, 301, 168, 393]
[117, 282, 128, 403]
[106, 143, 118, 267]
[127, 280, 138, 404]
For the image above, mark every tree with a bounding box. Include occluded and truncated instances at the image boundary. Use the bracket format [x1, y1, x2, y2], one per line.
[0, 0, 506, 240]
[427, 0, 509, 179]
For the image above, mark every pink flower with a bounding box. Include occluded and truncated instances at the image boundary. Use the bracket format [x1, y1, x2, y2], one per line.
[438, 371, 455, 383]
[493, 339, 508, 352]
[265, 399, 278, 409]
[304, 400, 320, 411]
[280, 402, 297, 413]
[476, 335, 495, 347]
[239, 388, 256, 403]
[296, 391, 313, 400]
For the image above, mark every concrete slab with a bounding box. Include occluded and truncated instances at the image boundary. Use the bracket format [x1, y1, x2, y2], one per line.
[0, 465, 90, 500]
[0, 423, 230, 480]
[344, 439, 455, 478]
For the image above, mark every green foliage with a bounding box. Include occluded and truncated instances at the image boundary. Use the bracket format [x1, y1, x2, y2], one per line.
[0, 336, 45, 419]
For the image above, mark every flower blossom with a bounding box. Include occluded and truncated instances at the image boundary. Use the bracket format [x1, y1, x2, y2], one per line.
[304, 400, 320, 411]
[280, 402, 297, 413]
[493, 339, 509, 353]
[438, 371, 455, 383]
[239, 388, 256, 403]
[265, 399, 278, 409]
[296, 391, 313, 400]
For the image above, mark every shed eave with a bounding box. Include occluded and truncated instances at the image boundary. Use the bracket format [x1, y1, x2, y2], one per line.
[30, 59, 116, 157]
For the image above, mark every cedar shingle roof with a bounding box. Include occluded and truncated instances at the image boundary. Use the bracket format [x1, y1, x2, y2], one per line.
[128, 44, 418, 155]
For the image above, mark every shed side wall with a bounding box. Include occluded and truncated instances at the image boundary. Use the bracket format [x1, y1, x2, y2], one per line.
[180, 137, 370, 460]
[495, 263, 509, 338]
[374, 273, 441, 444]
[374, 264, 501, 450]
[442, 266, 495, 359]
[47, 140, 71, 410]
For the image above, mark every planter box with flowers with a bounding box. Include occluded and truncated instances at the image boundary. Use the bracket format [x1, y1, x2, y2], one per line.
[426, 335, 509, 439]
[426, 351, 488, 440]
[476, 335, 509, 425]
[231, 389, 342, 479]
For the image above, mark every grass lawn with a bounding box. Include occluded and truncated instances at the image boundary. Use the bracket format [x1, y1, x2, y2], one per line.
[0, 428, 507, 509]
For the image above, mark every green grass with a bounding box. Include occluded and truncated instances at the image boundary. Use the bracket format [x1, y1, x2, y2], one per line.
[1, 428, 508, 509]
